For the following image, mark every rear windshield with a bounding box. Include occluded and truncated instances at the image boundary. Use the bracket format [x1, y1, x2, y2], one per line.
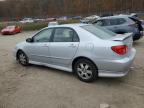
[81, 25, 116, 39]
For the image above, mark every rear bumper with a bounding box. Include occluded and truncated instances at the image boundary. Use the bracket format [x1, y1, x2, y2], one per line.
[97, 48, 136, 77]
[98, 70, 129, 77]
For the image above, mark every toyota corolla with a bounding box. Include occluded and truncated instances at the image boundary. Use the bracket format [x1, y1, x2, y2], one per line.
[13, 24, 136, 82]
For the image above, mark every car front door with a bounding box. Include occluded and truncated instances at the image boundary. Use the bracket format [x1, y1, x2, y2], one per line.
[25, 28, 53, 64]
[49, 27, 79, 66]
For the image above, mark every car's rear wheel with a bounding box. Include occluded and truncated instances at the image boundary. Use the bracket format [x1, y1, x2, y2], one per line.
[74, 58, 98, 82]
[17, 51, 29, 66]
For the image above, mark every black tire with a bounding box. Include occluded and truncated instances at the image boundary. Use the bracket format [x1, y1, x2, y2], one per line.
[17, 51, 29, 66]
[74, 58, 98, 82]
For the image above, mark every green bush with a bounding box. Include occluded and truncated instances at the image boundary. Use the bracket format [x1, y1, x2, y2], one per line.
[59, 19, 80, 24]
[0, 23, 4, 30]
[139, 16, 144, 20]
[20, 22, 48, 31]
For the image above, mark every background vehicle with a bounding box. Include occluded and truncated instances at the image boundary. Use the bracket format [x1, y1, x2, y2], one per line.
[34, 18, 45, 22]
[20, 18, 34, 23]
[13, 24, 136, 82]
[1, 25, 21, 35]
[48, 21, 58, 27]
[93, 15, 143, 41]
[80, 15, 100, 23]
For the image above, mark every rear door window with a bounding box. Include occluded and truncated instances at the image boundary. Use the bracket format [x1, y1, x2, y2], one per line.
[110, 18, 126, 25]
[52, 28, 79, 42]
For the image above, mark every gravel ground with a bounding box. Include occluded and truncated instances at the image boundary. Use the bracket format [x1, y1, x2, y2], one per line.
[0, 32, 144, 108]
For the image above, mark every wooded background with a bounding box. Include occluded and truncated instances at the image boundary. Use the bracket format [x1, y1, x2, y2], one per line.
[0, 0, 144, 19]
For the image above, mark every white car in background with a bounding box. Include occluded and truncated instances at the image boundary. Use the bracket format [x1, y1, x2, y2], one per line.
[81, 15, 100, 23]
[48, 21, 58, 27]
[20, 18, 34, 23]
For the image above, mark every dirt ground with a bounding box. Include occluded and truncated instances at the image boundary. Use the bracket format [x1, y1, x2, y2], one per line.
[0, 31, 144, 108]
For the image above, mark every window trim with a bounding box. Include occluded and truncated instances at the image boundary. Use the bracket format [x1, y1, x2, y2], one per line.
[51, 27, 80, 42]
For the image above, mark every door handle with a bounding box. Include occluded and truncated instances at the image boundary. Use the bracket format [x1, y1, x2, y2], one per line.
[42, 44, 49, 47]
[68, 44, 76, 48]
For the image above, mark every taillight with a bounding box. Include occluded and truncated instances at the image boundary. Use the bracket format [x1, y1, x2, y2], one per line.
[111, 45, 128, 55]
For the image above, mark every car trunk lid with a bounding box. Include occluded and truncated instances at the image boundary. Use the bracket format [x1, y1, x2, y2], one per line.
[111, 33, 133, 41]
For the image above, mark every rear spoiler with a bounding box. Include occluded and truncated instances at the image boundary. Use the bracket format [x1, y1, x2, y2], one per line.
[110, 33, 133, 41]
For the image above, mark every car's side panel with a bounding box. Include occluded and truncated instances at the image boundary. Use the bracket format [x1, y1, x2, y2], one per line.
[49, 42, 79, 66]
[24, 42, 52, 64]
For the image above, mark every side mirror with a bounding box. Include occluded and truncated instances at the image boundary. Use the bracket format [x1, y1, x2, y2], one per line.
[26, 38, 33, 43]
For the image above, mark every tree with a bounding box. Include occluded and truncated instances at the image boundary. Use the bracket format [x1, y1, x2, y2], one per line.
[0, 0, 144, 19]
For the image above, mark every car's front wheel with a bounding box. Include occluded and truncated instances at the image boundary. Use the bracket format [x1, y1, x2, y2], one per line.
[74, 58, 98, 82]
[17, 51, 29, 66]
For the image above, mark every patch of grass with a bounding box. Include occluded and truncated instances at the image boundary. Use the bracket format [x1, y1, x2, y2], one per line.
[0, 23, 4, 30]
[139, 16, 144, 20]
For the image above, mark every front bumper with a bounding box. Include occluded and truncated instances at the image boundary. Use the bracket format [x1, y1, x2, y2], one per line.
[97, 48, 136, 77]
[2, 31, 13, 35]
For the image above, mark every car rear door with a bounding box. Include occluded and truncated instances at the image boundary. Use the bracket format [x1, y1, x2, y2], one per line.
[109, 18, 128, 33]
[49, 27, 79, 66]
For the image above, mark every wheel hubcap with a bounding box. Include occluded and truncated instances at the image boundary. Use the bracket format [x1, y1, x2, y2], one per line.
[19, 53, 26, 65]
[77, 63, 92, 79]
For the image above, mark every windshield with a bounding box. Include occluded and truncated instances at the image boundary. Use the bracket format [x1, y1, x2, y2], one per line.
[81, 25, 116, 39]
[6, 26, 15, 29]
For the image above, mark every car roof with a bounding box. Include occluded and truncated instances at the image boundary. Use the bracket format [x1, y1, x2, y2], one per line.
[98, 15, 130, 20]
[46, 23, 90, 28]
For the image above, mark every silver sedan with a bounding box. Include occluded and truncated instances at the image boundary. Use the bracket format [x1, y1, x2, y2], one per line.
[13, 24, 136, 82]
